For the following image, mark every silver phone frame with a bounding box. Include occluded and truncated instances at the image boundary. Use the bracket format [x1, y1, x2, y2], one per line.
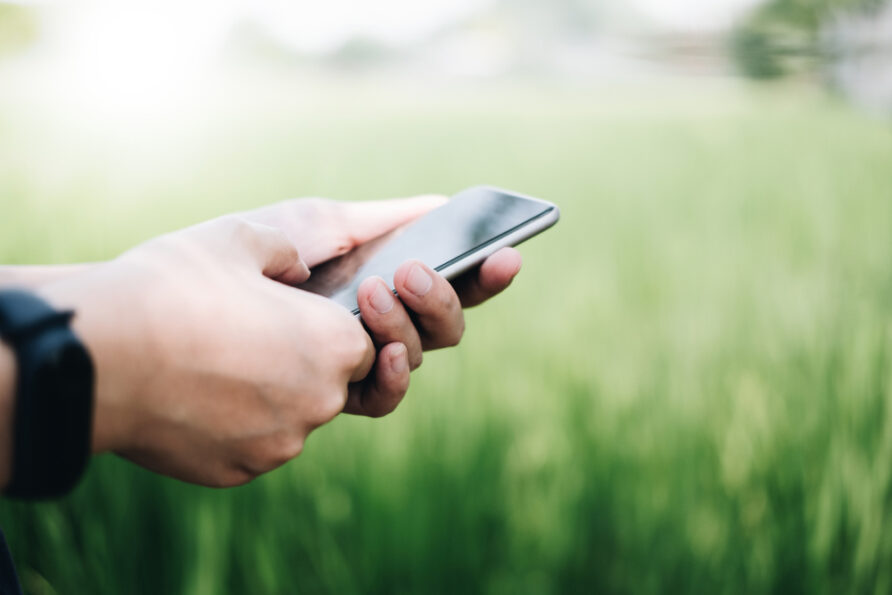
[350, 185, 560, 316]
[434, 186, 560, 280]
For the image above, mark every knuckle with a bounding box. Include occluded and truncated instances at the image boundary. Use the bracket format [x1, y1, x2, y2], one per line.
[212, 466, 256, 488]
[305, 383, 348, 424]
[266, 224, 289, 244]
[220, 215, 254, 238]
[231, 431, 305, 479]
[321, 388, 348, 419]
[272, 228, 300, 260]
[222, 217, 290, 254]
[365, 406, 393, 419]
[218, 216, 263, 251]
[349, 331, 371, 362]
[367, 393, 405, 418]
[265, 432, 305, 468]
[443, 315, 465, 347]
[329, 316, 370, 365]
[439, 287, 460, 314]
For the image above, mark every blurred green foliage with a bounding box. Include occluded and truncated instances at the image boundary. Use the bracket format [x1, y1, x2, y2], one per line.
[731, 0, 888, 78]
[0, 3, 37, 57]
[1, 83, 891, 593]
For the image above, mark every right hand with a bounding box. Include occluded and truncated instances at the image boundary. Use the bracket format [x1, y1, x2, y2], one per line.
[40, 217, 376, 487]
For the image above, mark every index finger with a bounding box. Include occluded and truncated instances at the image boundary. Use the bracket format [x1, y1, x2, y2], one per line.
[348, 321, 377, 383]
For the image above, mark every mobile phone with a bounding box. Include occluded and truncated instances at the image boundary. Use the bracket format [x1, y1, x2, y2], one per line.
[299, 186, 560, 315]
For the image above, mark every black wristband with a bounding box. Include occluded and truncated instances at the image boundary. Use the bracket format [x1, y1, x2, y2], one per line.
[0, 289, 94, 499]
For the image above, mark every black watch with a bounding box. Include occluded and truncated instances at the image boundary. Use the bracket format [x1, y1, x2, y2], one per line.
[0, 289, 94, 499]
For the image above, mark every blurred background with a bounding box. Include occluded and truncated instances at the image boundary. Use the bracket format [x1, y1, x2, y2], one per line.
[1, 0, 892, 593]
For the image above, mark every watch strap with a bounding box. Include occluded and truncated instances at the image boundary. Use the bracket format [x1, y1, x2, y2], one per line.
[0, 289, 94, 499]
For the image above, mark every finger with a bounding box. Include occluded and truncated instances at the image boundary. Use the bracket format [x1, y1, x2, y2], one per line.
[226, 218, 311, 285]
[348, 327, 377, 383]
[392, 260, 464, 350]
[452, 248, 522, 308]
[356, 276, 423, 370]
[343, 342, 410, 417]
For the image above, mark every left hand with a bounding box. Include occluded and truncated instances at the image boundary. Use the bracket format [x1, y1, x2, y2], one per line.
[242, 196, 522, 418]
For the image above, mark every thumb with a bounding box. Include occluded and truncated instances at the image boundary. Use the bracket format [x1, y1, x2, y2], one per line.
[337, 194, 448, 247]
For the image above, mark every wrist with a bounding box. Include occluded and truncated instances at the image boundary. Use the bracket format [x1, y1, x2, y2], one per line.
[0, 264, 99, 290]
[38, 270, 137, 455]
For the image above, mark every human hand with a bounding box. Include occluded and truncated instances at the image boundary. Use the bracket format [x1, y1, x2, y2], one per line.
[17, 195, 521, 487]
[39, 217, 376, 487]
[241, 196, 522, 418]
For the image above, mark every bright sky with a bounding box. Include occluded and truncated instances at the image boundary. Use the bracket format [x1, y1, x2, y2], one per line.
[18, 0, 767, 51]
[247, 0, 765, 51]
[244, 0, 766, 49]
[630, 0, 764, 31]
[9, 0, 766, 117]
[247, 0, 495, 53]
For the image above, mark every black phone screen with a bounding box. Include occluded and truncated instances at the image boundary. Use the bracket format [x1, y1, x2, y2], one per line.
[299, 187, 554, 313]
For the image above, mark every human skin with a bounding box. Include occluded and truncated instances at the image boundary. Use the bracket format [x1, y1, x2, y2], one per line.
[0, 196, 522, 489]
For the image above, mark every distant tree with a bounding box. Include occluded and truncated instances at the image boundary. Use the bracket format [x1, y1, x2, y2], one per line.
[731, 0, 888, 78]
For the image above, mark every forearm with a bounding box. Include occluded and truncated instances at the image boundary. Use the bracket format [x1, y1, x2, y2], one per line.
[0, 342, 14, 489]
[0, 264, 98, 290]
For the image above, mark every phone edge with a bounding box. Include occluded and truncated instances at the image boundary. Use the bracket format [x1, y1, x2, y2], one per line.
[437, 204, 560, 281]
[350, 188, 561, 316]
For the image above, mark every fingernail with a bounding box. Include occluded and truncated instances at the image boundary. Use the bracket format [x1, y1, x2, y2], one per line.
[406, 264, 432, 296]
[369, 280, 394, 314]
[391, 344, 408, 374]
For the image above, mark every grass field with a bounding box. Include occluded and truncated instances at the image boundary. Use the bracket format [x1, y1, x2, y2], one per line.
[1, 79, 892, 594]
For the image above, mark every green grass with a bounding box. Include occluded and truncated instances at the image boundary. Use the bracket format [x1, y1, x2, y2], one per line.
[2, 80, 892, 594]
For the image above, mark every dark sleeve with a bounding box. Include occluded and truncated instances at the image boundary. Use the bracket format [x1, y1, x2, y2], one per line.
[0, 530, 22, 595]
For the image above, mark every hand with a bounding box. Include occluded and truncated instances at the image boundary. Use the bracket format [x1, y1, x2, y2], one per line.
[240, 197, 523, 418]
[40, 217, 376, 487]
[5, 195, 521, 488]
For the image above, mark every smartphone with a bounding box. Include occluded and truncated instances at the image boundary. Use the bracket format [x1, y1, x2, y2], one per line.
[299, 186, 560, 315]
